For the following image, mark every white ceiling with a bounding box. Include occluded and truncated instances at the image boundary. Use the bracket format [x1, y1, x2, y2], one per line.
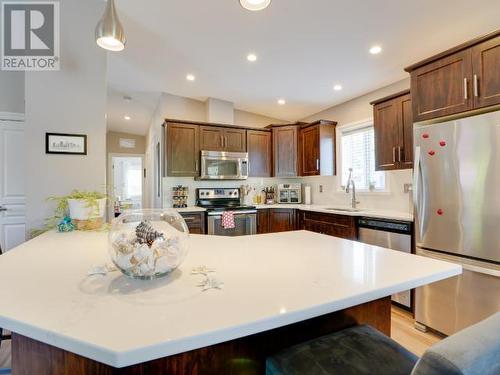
[107, 0, 500, 134]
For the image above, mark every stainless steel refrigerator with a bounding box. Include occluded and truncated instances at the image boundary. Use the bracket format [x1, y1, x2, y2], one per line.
[413, 110, 500, 336]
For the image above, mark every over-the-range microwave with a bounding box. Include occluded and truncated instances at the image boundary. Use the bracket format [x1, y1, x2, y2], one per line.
[198, 150, 249, 180]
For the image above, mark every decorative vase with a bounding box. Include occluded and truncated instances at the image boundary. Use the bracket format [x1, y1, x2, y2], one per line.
[68, 198, 106, 220]
[108, 209, 189, 280]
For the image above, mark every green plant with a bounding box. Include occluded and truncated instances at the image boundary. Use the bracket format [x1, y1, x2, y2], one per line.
[30, 190, 107, 238]
[48, 190, 106, 218]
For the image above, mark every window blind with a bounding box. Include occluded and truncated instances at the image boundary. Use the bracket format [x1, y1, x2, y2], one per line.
[341, 126, 385, 191]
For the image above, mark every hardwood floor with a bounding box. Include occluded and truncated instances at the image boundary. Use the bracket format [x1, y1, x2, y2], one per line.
[391, 306, 444, 356]
[0, 307, 443, 370]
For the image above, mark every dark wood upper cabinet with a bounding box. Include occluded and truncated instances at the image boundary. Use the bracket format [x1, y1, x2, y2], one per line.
[373, 97, 400, 171]
[200, 126, 224, 151]
[166, 122, 200, 177]
[300, 120, 336, 176]
[273, 125, 298, 177]
[247, 130, 272, 177]
[200, 126, 246, 152]
[224, 128, 247, 152]
[400, 93, 414, 168]
[371, 90, 413, 171]
[406, 30, 500, 121]
[409, 50, 473, 122]
[472, 36, 500, 109]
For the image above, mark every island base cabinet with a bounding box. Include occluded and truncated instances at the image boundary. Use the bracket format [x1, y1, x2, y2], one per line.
[11, 297, 391, 375]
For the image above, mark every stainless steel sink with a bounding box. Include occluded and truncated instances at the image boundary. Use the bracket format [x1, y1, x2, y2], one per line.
[324, 207, 361, 212]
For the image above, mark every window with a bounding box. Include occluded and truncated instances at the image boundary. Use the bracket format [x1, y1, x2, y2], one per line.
[340, 125, 385, 191]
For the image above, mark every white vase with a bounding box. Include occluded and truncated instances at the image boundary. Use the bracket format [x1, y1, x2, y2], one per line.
[68, 198, 106, 221]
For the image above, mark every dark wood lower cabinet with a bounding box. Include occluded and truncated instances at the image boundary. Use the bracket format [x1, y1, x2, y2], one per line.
[268, 209, 296, 233]
[12, 297, 391, 375]
[257, 209, 270, 234]
[180, 212, 206, 234]
[302, 211, 357, 240]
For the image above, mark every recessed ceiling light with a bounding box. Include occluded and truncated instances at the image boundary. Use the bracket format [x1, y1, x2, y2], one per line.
[240, 0, 272, 11]
[333, 84, 343, 91]
[124, 115, 131, 120]
[278, 99, 286, 105]
[186, 74, 196, 81]
[247, 53, 257, 62]
[369, 45, 382, 54]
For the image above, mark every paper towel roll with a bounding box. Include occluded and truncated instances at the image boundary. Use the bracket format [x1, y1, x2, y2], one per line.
[304, 185, 311, 205]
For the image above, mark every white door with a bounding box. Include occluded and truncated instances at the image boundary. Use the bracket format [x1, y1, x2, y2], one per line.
[109, 155, 144, 217]
[0, 115, 26, 251]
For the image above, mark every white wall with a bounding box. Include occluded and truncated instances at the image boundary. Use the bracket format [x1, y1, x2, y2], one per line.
[0, 71, 25, 113]
[25, 0, 107, 232]
[206, 98, 234, 124]
[299, 78, 413, 213]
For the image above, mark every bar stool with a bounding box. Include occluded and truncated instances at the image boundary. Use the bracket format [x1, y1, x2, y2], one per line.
[0, 245, 11, 375]
[266, 313, 500, 375]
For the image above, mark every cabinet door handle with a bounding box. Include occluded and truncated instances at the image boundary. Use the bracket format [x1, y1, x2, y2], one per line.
[392, 147, 396, 163]
[195, 160, 199, 172]
[316, 159, 319, 171]
[225, 136, 227, 148]
[463, 78, 468, 100]
[220, 135, 224, 148]
[398, 146, 403, 163]
[473, 74, 479, 97]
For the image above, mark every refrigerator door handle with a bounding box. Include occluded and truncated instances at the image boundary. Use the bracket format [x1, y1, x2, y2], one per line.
[416, 248, 500, 278]
[413, 146, 425, 238]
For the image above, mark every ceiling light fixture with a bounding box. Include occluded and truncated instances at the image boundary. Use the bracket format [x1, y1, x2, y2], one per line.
[333, 84, 343, 91]
[369, 45, 382, 54]
[186, 74, 196, 81]
[278, 99, 286, 105]
[95, 0, 126, 52]
[247, 53, 258, 62]
[239, 0, 272, 11]
[124, 115, 131, 120]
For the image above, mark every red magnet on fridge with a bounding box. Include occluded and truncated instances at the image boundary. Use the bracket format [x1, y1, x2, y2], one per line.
[422, 133, 429, 139]
[439, 140, 446, 147]
[428, 150, 435, 156]
[437, 209, 444, 216]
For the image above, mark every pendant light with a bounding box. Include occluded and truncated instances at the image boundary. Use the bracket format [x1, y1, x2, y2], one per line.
[239, 0, 272, 11]
[95, 0, 126, 52]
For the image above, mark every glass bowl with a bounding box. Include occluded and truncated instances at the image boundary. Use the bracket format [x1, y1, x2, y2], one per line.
[108, 209, 189, 280]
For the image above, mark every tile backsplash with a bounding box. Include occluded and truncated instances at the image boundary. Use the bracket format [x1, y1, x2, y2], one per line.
[163, 169, 412, 213]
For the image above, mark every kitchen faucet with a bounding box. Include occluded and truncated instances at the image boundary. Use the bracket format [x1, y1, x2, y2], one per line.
[345, 168, 360, 209]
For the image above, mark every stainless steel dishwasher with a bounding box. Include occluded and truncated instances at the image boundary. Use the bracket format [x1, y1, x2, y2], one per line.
[358, 217, 413, 310]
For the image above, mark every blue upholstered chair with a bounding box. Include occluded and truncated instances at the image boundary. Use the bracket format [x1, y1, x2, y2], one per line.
[266, 313, 500, 375]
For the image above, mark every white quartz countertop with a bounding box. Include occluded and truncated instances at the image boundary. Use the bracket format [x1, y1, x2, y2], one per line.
[176, 205, 413, 221]
[0, 231, 459, 367]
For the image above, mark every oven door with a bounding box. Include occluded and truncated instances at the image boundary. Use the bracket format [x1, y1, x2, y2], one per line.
[207, 211, 257, 236]
[199, 151, 248, 180]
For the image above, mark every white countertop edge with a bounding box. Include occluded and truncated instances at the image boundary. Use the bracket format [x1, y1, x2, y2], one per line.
[0, 264, 460, 368]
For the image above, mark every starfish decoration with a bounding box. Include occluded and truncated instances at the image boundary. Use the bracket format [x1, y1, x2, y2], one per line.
[197, 276, 224, 291]
[87, 263, 118, 276]
[191, 265, 216, 276]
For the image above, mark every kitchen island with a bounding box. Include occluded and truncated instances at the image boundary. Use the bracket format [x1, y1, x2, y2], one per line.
[0, 230, 460, 374]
